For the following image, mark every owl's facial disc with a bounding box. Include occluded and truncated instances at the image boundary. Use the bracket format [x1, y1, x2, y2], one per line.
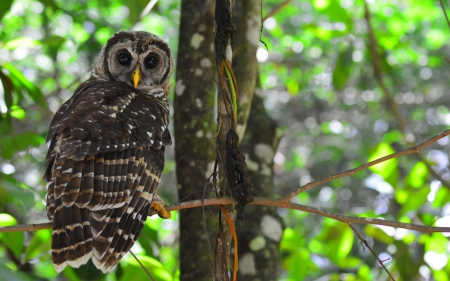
[105, 40, 171, 91]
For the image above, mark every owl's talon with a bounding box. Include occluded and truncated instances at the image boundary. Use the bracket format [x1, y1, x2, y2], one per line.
[149, 194, 171, 219]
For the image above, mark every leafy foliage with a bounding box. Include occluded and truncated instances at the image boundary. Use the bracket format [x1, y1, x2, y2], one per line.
[0, 0, 450, 280]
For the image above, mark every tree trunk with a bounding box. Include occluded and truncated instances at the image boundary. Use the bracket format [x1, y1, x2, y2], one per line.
[237, 87, 284, 280]
[174, 1, 216, 280]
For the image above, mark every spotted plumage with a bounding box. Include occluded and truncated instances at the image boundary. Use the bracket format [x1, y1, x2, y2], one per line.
[44, 31, 173, 273]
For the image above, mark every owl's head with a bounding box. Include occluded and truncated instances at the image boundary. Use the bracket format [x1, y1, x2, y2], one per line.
[91, 31, 173, 95]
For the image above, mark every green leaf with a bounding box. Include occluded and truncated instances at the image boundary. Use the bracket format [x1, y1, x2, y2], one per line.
[313, 220, 354, 263]
[405, 162, 428, 189]
[25, 229, 52, 261]
[138, 223, 158, 257]
[9, 105, 26, 119]
[368, 142, 398, 187]
[433, 186, 450, 208]
[287, 248, 311, 280]
[425, 233, 447, 253]
[40, 35, 66, 47]
[0, 175, 35, 213]
[0, 0, 13, 21]
[281, 228, 303, 252]
[365, 225, 394, 244]
[37, 0, 59, 10]
[0, 132, 45, 159]
[1, 63, 45, 105]
[398, 186, 430, 218]
[3, 37, 40, 50]
[0, 263, 34, 281]
[395, 241, 418, 280]
[332, 46, 353, 90]
[336, 256, 362, 269]
[0, 214, 24, 259]
[119, 255, 173, 281]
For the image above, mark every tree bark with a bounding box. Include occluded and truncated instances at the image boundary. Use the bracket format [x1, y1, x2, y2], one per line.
[237, 87, 284, 280]
[232, 3, 284, 279]
[174, 1, 216, 280]
[232, 0, 260, 139]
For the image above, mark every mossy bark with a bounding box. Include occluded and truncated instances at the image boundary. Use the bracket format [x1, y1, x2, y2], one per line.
[174, 1, 216, 280]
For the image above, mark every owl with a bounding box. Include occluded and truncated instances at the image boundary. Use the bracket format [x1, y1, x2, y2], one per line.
[44, 31, 173, 273]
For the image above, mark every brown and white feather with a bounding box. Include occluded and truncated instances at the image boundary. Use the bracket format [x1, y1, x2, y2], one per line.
[44, 31, 173, 273]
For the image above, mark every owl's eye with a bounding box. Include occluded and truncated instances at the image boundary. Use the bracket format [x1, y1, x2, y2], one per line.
[145, 55, 159, 69]
[118, 52, 131, 66]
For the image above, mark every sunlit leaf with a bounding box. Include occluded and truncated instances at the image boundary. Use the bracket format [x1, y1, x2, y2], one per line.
[425, 233, 447, 254]
[287, 248, 311, 280]
[25, 229, 52, 261]
[433, 186, 450, 208]
[119, 255, 173, 281]
[280, 228, 302, 252]
[368, 142, 398, 187]
[9, 105, 26, 119]
[3, 37, 40, 50]
[365, 225, 394, 244]
[0, 214, 24, 259]
[313, 219, 354, 263]
[405, 162, 428, 189]
[398, 186, 430, 218]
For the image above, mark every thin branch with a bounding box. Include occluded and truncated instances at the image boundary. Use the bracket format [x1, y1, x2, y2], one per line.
[363, 0, 450, 188]
[348, 224, 396, 281]
[2, 196, 449, 234]
[363, 1, 405, 132]
[253, 197, 450, 233]
[440, 0, 450, 29]
[263, 0, 292, 22]
[129, 250, 156, 281]
[134, 0, 159, 28]
[284, 129, 450, 201]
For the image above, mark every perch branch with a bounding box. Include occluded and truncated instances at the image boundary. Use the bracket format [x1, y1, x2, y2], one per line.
[1, 196, 449, 234]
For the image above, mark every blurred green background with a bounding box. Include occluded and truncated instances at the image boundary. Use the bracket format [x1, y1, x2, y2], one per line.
[1, 0, 450, 280]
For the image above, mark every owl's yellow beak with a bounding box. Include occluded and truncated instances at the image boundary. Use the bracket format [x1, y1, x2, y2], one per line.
[132, 67, 141, 88]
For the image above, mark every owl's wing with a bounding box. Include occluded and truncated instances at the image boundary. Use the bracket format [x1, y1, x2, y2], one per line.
[45, 81, 170, 272]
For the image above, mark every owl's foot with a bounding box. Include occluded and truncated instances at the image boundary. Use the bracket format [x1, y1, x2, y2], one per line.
[149, 193, 171, 219]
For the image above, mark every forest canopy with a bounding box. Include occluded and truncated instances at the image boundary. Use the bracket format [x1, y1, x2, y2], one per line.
[1, 0, 450, 280]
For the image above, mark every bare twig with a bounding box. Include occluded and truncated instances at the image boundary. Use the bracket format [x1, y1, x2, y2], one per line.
[363, 1, 405, 132]
[284, 129, 450, 201]
[129, 250, 156, 281]
[133, 0, 159, 29]
[440, 0, 450, 29]
[348, 224, 396, 281]
[2, 196, 450, 234]
[263, 0, 292, 22]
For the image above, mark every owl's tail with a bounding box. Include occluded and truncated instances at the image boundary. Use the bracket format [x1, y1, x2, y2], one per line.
[51, 204, 93, 273]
